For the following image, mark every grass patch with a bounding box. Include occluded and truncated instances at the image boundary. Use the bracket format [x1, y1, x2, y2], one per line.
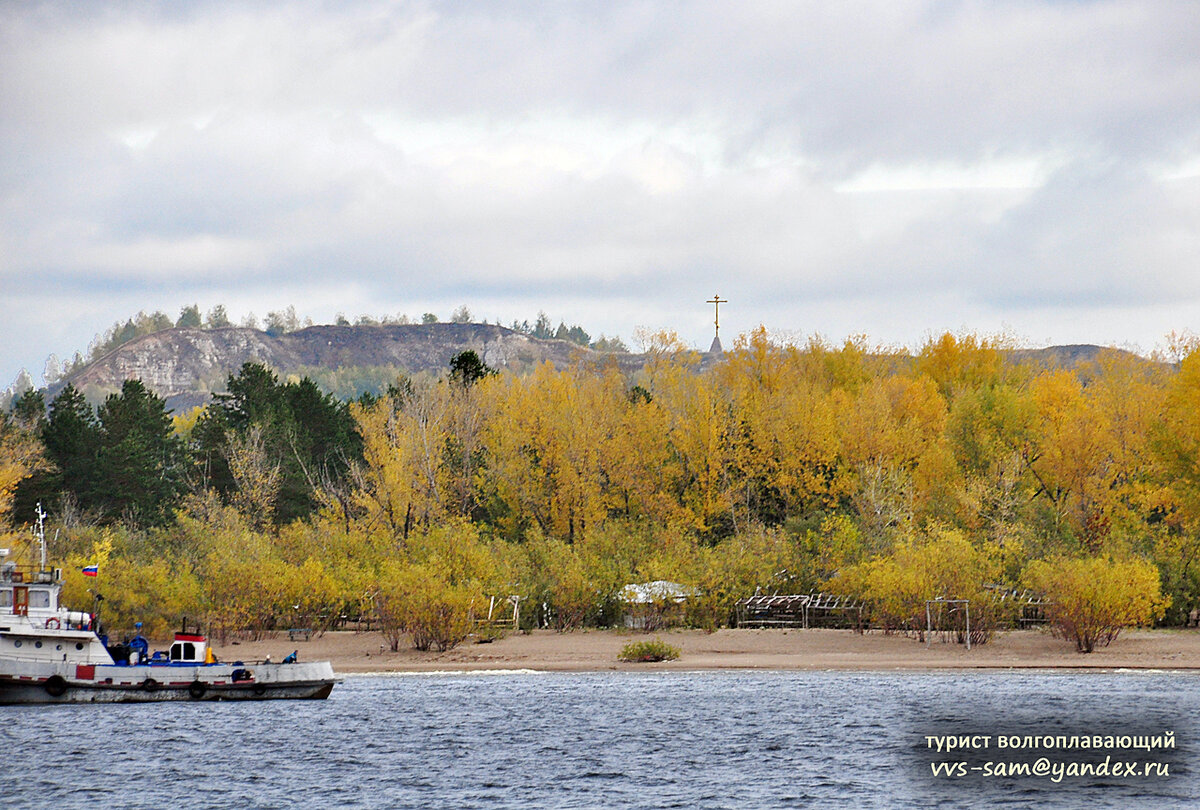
[618, 638, 681, 663]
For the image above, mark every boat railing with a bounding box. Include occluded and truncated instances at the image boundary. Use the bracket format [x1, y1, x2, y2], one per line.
[0, 564, 61, 585]
[53, 613, 93, 631]
[109, 657, 297, 670]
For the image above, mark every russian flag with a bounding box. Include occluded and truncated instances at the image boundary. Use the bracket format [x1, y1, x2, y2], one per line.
[82, 565, 98, 577]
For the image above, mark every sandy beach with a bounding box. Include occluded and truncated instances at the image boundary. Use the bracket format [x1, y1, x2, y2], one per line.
[209, 627, 1200, 675]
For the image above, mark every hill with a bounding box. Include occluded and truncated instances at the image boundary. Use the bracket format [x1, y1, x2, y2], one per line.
[55, 323, 628, 413]
[1009, 344, 1129, 368]
[49, 323, 1150, 415]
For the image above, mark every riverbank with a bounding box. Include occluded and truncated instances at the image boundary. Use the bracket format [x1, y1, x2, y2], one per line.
[209, 627, 1200, 674]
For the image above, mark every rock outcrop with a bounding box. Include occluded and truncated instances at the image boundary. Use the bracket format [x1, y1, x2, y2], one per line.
[56, 323, 625, 413]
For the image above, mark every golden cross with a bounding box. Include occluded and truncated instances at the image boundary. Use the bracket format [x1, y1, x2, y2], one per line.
[706, 294, 727, 337]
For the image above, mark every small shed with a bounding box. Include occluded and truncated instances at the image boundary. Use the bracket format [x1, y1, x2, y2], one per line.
[619, 581, 692, 630]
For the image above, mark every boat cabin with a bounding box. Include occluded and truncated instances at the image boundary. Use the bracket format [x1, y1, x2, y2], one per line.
[1, 563, 61, 617]
[169, 632, 210, 664]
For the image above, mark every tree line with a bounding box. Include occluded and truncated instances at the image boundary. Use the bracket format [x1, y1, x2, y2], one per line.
[1, 330, 1194, 650]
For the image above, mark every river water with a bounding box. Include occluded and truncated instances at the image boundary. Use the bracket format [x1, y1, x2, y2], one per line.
[3, 670, 1197, 808]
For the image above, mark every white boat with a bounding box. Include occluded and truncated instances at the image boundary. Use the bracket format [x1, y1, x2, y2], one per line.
[0, 509, 339, 705]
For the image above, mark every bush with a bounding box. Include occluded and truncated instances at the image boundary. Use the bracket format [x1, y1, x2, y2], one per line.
[371, 522, 500, 652]
[1024, 556, 1169, 653]
[618, 638, 680, 662]
[681, 526, 810, 631]
[827, 526, 1012, 644]
[375, 561, 480, 652]
[516, 532, 603, 631]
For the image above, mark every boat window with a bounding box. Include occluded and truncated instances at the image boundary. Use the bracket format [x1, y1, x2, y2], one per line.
[0, 590, 10, 608]
[28, 590, 51, 609]
[170, 642, 199, 660]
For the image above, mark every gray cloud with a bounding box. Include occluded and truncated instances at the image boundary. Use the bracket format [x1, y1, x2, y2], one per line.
[3, 0, 1200, 388]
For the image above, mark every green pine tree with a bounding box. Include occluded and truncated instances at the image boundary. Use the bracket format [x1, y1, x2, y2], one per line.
[199, 363, 362, 524]
[93, 379, 182, 525]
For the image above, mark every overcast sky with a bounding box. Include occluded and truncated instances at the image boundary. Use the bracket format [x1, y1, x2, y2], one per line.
[3, 0, 1200, 390]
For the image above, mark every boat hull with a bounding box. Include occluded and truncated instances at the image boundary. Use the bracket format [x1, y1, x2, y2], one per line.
[0, 660, 339, 705]
[0, 678, 334, 704]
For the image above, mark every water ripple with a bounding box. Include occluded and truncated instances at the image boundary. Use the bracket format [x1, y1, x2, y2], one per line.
[3, 671, 1198, 808]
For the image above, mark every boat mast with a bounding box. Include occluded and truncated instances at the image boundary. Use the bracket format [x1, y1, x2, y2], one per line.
[34, 502, 47, 572]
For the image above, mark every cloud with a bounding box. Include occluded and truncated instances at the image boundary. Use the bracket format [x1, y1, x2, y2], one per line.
[2, 0, 1200, 386]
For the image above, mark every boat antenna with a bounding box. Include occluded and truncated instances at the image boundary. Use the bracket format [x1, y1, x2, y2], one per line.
[34, 502, 47, 571]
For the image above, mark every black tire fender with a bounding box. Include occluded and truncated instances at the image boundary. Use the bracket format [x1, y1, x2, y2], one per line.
[44, 675, 67, 698]
[188, 680, 207, 699]
[141, 677, 159, 692]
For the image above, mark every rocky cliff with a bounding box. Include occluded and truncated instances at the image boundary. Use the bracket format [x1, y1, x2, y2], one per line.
[57, 323, 630, 413]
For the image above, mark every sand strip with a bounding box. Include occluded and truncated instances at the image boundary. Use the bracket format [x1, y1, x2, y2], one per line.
[208, 628, 1200, 675]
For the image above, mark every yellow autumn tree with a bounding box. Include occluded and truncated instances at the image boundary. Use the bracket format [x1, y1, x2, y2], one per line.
[482, 363, 642, 541]
[55, 525, 203, 640]
[717, 328, 846, 525]
[350, 384, 452, 542]
[828, 527, 1009, 643]
[1024, 556, 1168, 652]
[374, 521, 498, 650]
[678, 525, 811, 630]
[1145, 349, 1200, 620]
[604, 379, 686, 527]
[481, 365, 598, 540]
[225, 424, 282, 529]
[514, 529, 601, 631]
[648, 353, 736, 537]
[1024, 370, 1114, 545]
[375, 560, 478, 651]
[945, 382, 1037, 550]
[839, 375, 948, 544]
[0, 412, 46, 524]
[915, 331, 1011, 400]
